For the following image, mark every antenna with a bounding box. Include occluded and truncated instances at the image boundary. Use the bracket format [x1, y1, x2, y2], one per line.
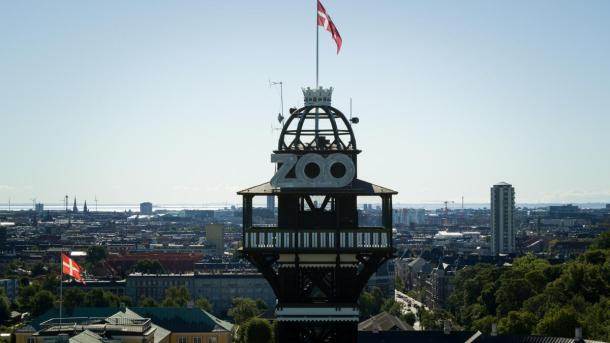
[270, 80, 285, 124]
[65, 195, 69, 212]
[31, 198, 36, 210]
[95, 196, 98, 212]
[349, 97, 359, 124]
[349, 97, 352, 119]
[8, 198, 10, 211]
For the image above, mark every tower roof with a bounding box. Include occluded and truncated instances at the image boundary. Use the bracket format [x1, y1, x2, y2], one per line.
[238, 178, 397, 196]
[277, 87, 357, 152]
[494, 181, 511, 186]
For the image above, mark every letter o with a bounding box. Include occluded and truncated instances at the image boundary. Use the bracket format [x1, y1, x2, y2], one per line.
[325, 154, 356, 187]
[295, 154, 328, 186]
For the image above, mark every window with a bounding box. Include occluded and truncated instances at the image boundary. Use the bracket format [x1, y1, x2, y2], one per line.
[193, 337, 202, 343]
[208, 337, 217, 343]
[178, 337, 187, 343]
[27, 337, 36, 343]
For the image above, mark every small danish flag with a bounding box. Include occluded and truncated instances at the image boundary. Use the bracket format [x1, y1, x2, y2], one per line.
[62, 253, 86, 285]
[317, 0, 342, 54]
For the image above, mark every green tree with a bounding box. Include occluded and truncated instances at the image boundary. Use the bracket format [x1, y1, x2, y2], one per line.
[195, 297, 214, 313]
[471, 315, 496, 334]
[139, 297, 158, 307]
[119, 295, 132, 306]
[0, 291, 10, 322]
[84, 289, 120, 307]
[358, 291, 376, 318]
[497, 310, 537, 335]
[162, 285, 190, 307]
[381, 298, 403, 317]
[31, 263, 47, 277]
[395, 276, 405, 291]
[534, 306, 580, 338]
[580, 297, 610, 342]
[244, 318, 272, 343]
[228, 298, 263, 324]
[402, 312, 416, 326]
[419, 308, 453, 330]
[17, 283, 41, 311]
[589, 231, 610, 250]
[32, 290, 55, 316]
[495, 278, 535, 316]
[63, 288, 85, 308]
[86, 246, 108, 265]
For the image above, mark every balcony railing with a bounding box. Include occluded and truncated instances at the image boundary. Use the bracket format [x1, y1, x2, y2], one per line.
[243, 227, 392, 251]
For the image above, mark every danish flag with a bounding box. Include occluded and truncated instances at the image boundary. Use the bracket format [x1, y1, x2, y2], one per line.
[317, 0, 342, 54]
[62, 253, 85, 284]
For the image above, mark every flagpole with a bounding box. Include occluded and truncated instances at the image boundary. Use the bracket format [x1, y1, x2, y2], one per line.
[59, 252, 63, 329]
[315, 0, 320, 144]
[316, 0, 319, 88]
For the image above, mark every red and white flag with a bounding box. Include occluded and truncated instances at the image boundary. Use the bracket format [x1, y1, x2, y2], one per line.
[317, 0, 342, 54]
[62, 253, 86, 284]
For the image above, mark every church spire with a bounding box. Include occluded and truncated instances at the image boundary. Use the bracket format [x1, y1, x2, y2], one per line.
[73, 197, 78, 213]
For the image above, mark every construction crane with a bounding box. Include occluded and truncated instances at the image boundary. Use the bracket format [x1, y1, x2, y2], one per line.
[443, 201, 455, 215]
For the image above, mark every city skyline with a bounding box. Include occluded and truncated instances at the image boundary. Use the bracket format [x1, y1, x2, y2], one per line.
[2, 1, 610, 204]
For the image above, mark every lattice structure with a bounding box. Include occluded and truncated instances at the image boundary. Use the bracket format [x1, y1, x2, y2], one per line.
[239, 87, 396, 343]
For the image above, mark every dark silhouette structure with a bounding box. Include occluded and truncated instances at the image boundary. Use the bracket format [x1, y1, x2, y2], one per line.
[239, 87, 396, 342]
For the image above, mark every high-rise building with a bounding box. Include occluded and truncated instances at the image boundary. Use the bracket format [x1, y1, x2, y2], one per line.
[35, 203, 44, 215]
[139, 202, 153, 215]
[205, 223, 224, 256]
[266, 195, 275, 211]
[491, 182, 515, 255]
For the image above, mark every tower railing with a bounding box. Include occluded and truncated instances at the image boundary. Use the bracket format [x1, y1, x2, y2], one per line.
[243, 226, 391, 251]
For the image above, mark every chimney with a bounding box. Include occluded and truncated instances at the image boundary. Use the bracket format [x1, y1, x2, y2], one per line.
[491, 323, 497, 336]
[575, 327, 583, 342]
[443, 320, 451, 335]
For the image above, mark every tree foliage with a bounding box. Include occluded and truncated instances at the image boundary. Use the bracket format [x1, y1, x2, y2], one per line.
[447, 232, 610, 341]
[243, 318, 273, 343]
[195, 297, 214, 313]
[162, 285, 190, 307]
[228, 297, 265, 324]
[139, 297, 158, 307]
[86, 246, 108, 265]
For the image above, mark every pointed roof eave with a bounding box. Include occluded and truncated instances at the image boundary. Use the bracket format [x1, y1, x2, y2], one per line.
[237, 179, 397, 196]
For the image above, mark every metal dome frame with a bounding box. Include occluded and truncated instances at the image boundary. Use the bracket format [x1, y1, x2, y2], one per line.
[277, 105, 358, 152]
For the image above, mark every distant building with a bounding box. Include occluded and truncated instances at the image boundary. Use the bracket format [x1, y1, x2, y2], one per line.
[606, 204, 610, 210]
[0, 226, 7, 253]
[367, 260, 395, 297]
[72, 198, 78, 213]
[266, 195, 275, 210]
[424, 263, 455, 309]
[358, 312, 413, 332]
[140, 202, 153, 215]
[14, 307, 233, 343]
[548, 204, 580, 218]
[0, 279, 19, 301]
[205, 223, 224, 256]
[393, 208, 425, 226]
[126, 273, 275, 314]
[491, 182, 515, 255]
[35, 203, 44, 215]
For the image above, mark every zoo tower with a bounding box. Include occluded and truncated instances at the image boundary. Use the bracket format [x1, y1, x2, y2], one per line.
[239, 87, 396, 342]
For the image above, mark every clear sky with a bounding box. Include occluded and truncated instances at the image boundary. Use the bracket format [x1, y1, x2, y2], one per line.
[1, 1, 609, 205]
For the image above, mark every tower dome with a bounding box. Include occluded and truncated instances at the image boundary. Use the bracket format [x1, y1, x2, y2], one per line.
[278, 87, 357, 152]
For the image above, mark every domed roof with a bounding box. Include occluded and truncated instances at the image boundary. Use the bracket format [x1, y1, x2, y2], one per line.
[277, 87, 357, 152]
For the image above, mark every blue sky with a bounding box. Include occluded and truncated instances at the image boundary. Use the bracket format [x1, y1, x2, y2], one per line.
[1, 1, 609, 205]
